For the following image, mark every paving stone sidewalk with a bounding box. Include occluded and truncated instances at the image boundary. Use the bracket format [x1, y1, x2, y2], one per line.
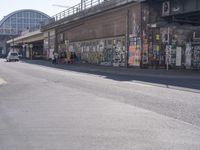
[21, 59, 200, 79]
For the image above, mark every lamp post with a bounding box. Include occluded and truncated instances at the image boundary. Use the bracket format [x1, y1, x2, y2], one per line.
[166, 27, 170, 71]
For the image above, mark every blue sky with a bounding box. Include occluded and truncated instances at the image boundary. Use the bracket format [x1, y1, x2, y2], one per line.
[0, 0, 80, 19]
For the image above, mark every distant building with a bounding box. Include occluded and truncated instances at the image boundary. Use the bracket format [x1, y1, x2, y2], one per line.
[0, 9, 50, 56]
[7, 0, 200, 70]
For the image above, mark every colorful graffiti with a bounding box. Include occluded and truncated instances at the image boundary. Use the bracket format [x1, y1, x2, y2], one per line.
[142, 39, 148, 65]
[113, 39, 126, 67]
[171, 36, 177, 67]
[68, 37, 125, 67]
[185, 43, 192, 69]
[153, 34, 161, 61]
[159, 26, 200, 70]
[128, 36, 141, 66]
[192, 43, 200, 69]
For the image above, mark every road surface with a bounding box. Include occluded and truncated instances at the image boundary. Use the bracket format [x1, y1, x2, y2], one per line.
[0, 59, 200, 150]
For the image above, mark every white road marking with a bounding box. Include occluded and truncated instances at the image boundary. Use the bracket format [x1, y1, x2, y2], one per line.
[0, 78, 7, 85]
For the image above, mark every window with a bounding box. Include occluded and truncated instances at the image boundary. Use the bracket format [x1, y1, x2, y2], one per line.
[30, 18, 35, 23]
[11, 24, 16, 29]
[36, 13, 41, 18]
[30, 24, 35, 28]
[11, 17, 16, 23]
[30, 12, 35, 18]
[24, 12, 29, 18]
[24, 19, 29, 23]
[17, 12, 22, 17]
[4, 20, 11, 27]
[11, 53, 18, 56]
[17, 18, 23, 24]
[18, 24, 22, 30]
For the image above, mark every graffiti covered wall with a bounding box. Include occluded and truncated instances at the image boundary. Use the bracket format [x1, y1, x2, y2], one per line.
[43, 30, 55, 60]
[160, 25, 200, 69]
[141, 3, 150, 66]
[128, 3, 142, 66]
[69, 37, 126, 67]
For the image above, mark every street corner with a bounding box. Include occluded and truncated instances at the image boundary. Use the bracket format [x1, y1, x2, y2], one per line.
[0, 77, 7, 86]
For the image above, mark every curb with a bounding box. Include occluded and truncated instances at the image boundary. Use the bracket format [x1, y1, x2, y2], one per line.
[21, 60, 200, 79]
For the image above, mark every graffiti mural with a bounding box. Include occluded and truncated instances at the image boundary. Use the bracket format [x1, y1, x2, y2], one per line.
[142, 39, 148, 65]
[176, 47, 182, 67]
[113, 39, 126, 67]
[131, 14, 140, 37]
[128, 36, 141, 66]
[141, 4, 149, 66]
[171, 36, 177, 67]
[68, 37, 125, 67]
[158, 25, 200, 70]
[192, 43, 200, 69]
[185, 43, 192, 69]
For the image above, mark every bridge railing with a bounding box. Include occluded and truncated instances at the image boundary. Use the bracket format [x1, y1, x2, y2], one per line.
[54, 0, 107, 21]
[43, 0, 111, 25]
[42, 0, 139, 26]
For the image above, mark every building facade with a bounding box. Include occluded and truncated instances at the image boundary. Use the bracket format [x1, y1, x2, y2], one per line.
[0, 9, 50, 56]
[42, 0, 142, 66]
[148, 0, 200, 69]
[9, 0, 199, 70]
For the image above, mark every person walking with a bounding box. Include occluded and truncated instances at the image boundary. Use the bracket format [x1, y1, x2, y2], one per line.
[52, 51, 58, 64]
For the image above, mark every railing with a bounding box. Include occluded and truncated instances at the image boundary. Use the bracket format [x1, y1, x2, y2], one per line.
[42, 0, 139, 26]
[43, 0, 112, 25]
[53, 0, 108, 21]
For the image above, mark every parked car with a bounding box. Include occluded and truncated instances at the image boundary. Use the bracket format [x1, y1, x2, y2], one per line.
[6, 52, 19, 62]
[18, 54, 23, 59]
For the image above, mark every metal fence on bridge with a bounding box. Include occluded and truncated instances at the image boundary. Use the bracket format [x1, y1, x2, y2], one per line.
[42, 0, 140, 26]
[53, 0, 107, 21]
[43, 0, 110, 25]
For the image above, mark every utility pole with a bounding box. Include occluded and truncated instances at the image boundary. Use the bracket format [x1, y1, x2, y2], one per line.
[125, 9, 130, 68]
[166, 27, 170, 71]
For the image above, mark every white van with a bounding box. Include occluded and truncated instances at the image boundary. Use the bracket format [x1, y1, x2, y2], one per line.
[6, 52, 19, 62]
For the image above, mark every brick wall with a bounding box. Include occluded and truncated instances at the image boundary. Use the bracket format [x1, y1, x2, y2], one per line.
[55, 3, 140, 42]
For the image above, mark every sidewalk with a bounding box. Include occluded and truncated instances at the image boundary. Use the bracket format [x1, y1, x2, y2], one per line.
[21, 59, 200, 79]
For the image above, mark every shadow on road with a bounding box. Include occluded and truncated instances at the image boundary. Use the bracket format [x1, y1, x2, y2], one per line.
[20, 60, 200, 92]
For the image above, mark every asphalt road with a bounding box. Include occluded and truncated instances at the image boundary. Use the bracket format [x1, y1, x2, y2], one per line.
[0, 59, 200, 150]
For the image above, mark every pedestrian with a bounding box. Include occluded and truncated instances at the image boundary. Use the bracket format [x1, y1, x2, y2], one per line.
[155, 59, 159, 69]
[150, 54, 154, 69]
[52, 52, 55, 64]
[52, 51, 58, 64]
[54, 52, 58, 64]
[70, 52, 74, 64]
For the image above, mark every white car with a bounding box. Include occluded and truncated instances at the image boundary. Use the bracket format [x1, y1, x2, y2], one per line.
[6, 52, 19, 62]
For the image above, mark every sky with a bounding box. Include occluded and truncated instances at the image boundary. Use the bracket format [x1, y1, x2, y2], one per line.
[0, 0, 81, 19]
